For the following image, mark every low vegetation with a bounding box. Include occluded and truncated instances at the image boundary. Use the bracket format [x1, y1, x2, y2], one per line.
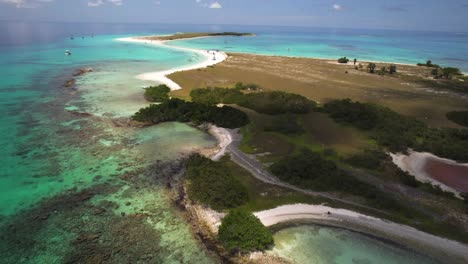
[417, 60, 440, 68]
[132, 98, 249, 128]
[146, 32, 254, 41]
[322, 99, 425, 151]
[144, 84, 171, 102]
[322, 99, 468, 161]
[190, 87, 315, 115]
[432, 67, 463, 79]
[416, 60, 462, 80]
[234, 82, 261, 91]
[270, 148, 411, 212]
[345, 148, 388, 170]
[185, 154, 248, 210]
[446, 110, 468, 127]
[218, 209, 273, 252]
[264, 115, 304, 135]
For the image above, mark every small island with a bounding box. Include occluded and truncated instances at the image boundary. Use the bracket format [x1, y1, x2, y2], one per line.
[139, 32, 254, 41]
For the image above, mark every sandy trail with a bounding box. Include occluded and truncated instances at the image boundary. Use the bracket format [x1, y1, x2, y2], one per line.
[116, 37, 227, 91]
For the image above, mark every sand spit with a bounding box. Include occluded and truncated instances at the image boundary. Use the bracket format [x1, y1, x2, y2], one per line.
[390, 150, 468, 197]
[255, 204, 468, 263]
[116, 37, 227, 90]
[206, 125, 232, 161]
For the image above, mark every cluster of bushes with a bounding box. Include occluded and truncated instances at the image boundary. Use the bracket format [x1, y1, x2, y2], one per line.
[446, 111, 468, 127]
[417, 60, 440, 68]
[132, 98, 249, 128]
[264, 115, 304, 135]
[185, 154, 248, 210]
[366, 64, 397, 75]
[144, 84, 171, 102]
[416, 128, 468, 162]
[322, 99, 468, 162]
[431, 67, 463, 79]
[322, 99, 425, 152]
[270, 148, 407, 211]
[190, 87, 315, 115]
[234, 82, 261, 91]
[417, 60, 462, 80]
[345, 148, 388, 170]
[218, 209, 273, 252]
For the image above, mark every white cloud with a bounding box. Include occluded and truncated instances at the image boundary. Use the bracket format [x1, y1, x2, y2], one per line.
[88, 0, 103, 7]
[333, 4, 342, 11]
[209, 1, 221, 8]
[1, 0, 53, 8]
[108, 0, 122, 6]
[88, 0, 123, 7]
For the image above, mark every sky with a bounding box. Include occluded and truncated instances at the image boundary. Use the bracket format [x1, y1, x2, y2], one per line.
[1, 0, 468, 32]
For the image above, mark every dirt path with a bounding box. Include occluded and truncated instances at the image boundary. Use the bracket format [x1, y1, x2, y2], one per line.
[217, 127, 390, 215]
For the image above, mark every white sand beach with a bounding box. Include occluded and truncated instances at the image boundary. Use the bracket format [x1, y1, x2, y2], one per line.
[206, 125, 232, 161]
[116, 37, 227, 90]
[193, 203, 468, 262]
[254, 204, 468, 263]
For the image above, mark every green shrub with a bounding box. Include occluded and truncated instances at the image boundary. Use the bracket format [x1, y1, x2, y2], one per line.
[264, 115, 304, 135]
[345, 148, 387, 170]
[185, 154, 248, 210]
[218, 209, 273, 252]
[338, 57, 349, 63]
[144, 85, 171, 102]
[446, 111, 468, 127]
[441, 67, 462, 79]
[368, 63, 376, 73]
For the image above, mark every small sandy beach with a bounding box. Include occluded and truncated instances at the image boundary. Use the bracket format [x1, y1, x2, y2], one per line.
[254, 204, 468, 263]
[116, 37, 227, 90]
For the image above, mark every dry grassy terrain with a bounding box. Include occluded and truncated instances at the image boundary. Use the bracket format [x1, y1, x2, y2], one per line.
[169, 53, 468, 128]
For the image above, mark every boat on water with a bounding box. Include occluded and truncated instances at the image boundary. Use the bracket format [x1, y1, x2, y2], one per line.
[65, 50, 71, 55]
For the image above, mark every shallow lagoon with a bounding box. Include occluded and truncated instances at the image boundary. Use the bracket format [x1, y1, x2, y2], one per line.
[271, 225, 440, 264]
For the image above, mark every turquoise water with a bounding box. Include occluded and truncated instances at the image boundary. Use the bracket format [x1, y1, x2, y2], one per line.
[0, 23, 218, 263]
[272, 225, 441, 264]
[169, 29, 468, 72]
[1, 22, 465, 263]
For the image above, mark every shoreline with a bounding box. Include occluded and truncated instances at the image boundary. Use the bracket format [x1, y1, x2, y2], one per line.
[116, 36, 228, 91]
[390, 150, 468, 197]
[254, 204, 468, 263]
